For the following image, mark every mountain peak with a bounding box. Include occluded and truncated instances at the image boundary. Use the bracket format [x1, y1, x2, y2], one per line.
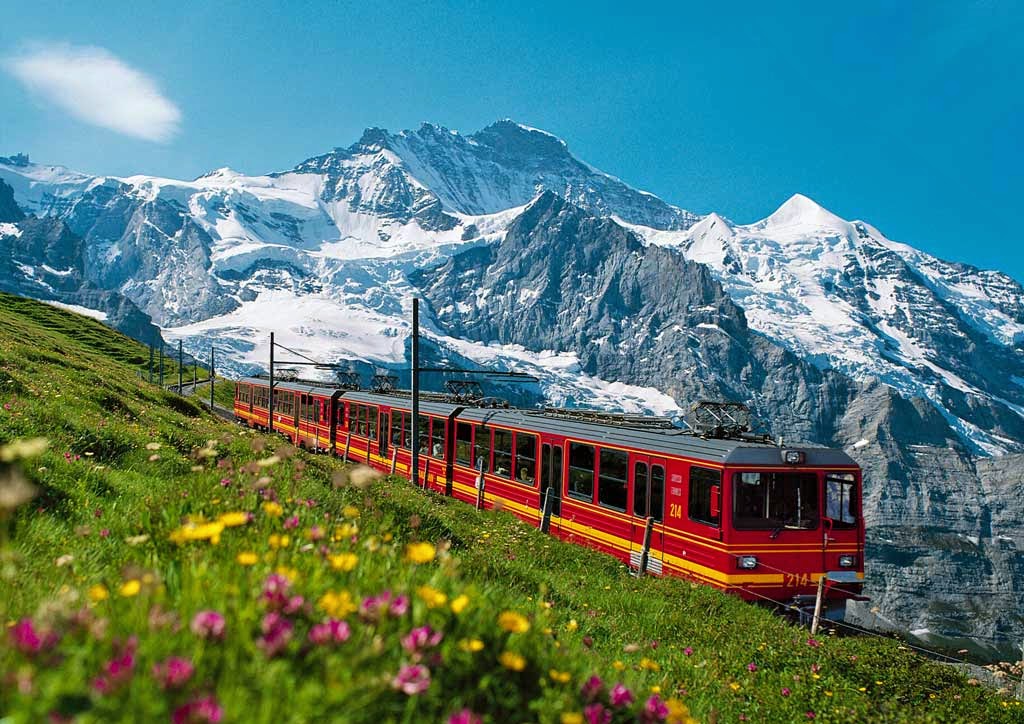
[763, 193, 846, 229]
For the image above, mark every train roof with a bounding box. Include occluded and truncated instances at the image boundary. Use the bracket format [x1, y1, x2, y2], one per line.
[239, 379, 857, 467]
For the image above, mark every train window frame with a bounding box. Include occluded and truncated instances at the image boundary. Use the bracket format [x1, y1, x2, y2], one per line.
[455, 422, 473, 465]
[368, 405, 379, 440]
[474, 426, 491, 473]
[689, 466, 721, 528]
[514, 432, 537, 485]
[732, 471, 819, 531]
[597, 448, 629, 512]
[430, 417, 445, 459]
[493, 429, 513, 478]
[825, 472, 858, 528]
[390, 410, 404, 448]
[567, 442, 595, 503]
[650, 465, 665, 523]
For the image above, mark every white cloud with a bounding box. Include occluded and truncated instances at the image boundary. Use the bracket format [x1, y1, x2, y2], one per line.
[5, 42, 181, 142]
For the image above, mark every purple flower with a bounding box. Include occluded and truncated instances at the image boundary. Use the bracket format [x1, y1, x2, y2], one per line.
[580, 675, 604, 703]
[781, 687, 792, 697]
[584, 703, 611, 724]
[261, 573, 301, 612]
[92, 637, 137, 695]
[308, 619, 351, 646]
[747, 662, 758, 672]
[401, 625, 443, 660]
[806, 712, 816, 720]
[172, 695, 224, 724]
[219, 478, 232, 487]
[683, 646, 694, 656]
[389, 594, 409, 616]
[152, 656, 194, 689]
[360, 590, 395, 622]
[392, 663, 431, 695]
[806, 637, 820, 648]
[641, 694, 669, 723]
[609, 682, 634, 708]
[447, 710, 482, 724]
[190, 610, 226, 640]
[9, 619, 47, 655]
[258, 612, 294, 657]
[284, 515, 300, 530]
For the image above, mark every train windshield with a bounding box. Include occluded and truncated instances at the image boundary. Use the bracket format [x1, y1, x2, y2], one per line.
[825, 472, 858, 528]
[732, 472, 818, 530]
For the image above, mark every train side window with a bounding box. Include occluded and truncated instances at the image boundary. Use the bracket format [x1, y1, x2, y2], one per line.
[493, 429, 513, 477]
[400, 412, 409, 448]
[515, 432, 537, 484]
[390, 411, 404, 447]
[430, 417, 445, 459]
[368, 406, 379, 440]
[474, 426, 491, 473]
[633, 462, 649, 517]
[650, 465, 665, 523]
[567, 442, 595, 503]
[825, 473, 857, 528]
[597, 448, 629, 512]
[689, 466, 721, 527]
[456, 422, 472, 464]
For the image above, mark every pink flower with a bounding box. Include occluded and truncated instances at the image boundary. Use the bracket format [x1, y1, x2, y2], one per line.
[283, 515, 300, 530]
[360, 590, 396, 622]
[219, 478, 232, 487]
[609, 682, 634, 708]
[257, 612, 293, 657]
[261, 573, 302, 612]
[9, 618, 53, 655]
[806, 712, 816, 720]
[99, 529, 110, 538]
[781, 687, 792, 697]
[584, 703, 611, 724]
[389, 594, 409, 616]
[172, 695, 223, 724]
[810, 663, 821, 674]
[447, 709, 481, 724]
[401, 625, 443, 660]
[806, 637, 820, 648]
[152, 656, 194, 689]
[392, 663, 430, 695]
[747, 662, 758, 672]
[308, 619, 351, 646]
[308, 525, 324, 541]
[641, 695, 669, 723]
[683, 646, 694, 656]
[580, 675, 604, 703]
[190, 610, 226, 640]
[92, 637, 137, 694]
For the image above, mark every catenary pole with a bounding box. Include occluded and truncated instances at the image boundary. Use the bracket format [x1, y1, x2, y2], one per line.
[178, 340, 183, 393]
[410, 299, 420, 486]
[209, 344, 215, 410]
[269, 332, 275, 434]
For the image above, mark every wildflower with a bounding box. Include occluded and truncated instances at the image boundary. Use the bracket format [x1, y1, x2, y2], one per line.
[100, 528, 111, 538]
[390, 594, 410, 616]
[333, 523, 358, 540]
[639, 657, 660, 672]
[641, 695, 669, 723]
[610, 682, 635, 708]
[152, 657, 194, 690]
[262, 501, 284, 517]
[307, 525, 325, 541]
[190, 610, 226, 640]
[392, 663, 431, 695]
[584, 704, 611, 724]
[416, 585, 448, 609]
[497, 610, 530, 633]
[169, 521, 225, 545]
[747, 662, 758, 672]
[561, 715, 584, 724]
[343, 505, 360, 519]
[450, 594, 470, 614]
[217, 511, 249, 527]
[284, 515, 300, 530]
[806, 713, 816, 720]
[781, 687, 792, 697]
[806, 637, 820, 648]
[459, 638, 484, 653]
[581, 675, 604, 702]
[9, 618, 57, 655]
[55, 554, 74, 567]
[499, 651, 526, 671]
[125, 534, 150, 546]
[92, 637, 137, 695]
[236, 552, 258, 566]
[401, 625, 444, 660]
[447, 710, 482, 724]
[88, 584, 109, 602]
[261, 574, 303, 613]
[172, 695, 223, 724]
[683, 646, 693, 656]
[116, 579, 141, 597]
[319, 590, 358, 619]
[405, 541, 436, 564]
[220, 477, 232, 487]
[308, 619, 351, 646]
[665, 698, 692, 724]
[268, 534, 290, 549]
[566, 619, 579, 632]
[258, 612, 294, 657]
[550, 669, 572, 684]
[328, 552, 358, 572]
[729, 683, 741, 692]
[612, 660, 625, 671]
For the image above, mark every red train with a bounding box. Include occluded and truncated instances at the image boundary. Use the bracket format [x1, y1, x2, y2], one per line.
[234, 377, 865, 619]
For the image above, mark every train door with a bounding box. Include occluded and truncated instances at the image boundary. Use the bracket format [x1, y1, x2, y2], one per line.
[630, 456, 666, 574]
[539, 442, 563, 522]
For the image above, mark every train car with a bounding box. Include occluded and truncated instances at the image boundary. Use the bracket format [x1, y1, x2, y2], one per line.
[235, 377, 343, 453]
[235, 377, 865, 619]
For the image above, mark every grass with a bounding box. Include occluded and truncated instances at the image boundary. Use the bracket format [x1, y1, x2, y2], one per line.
[0, 293, 1020, 723]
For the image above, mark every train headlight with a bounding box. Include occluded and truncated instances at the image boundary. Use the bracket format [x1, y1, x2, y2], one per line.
[838, 555, 856, 568]
[737, 555, 758, 570]
[782, 449, 805, 464]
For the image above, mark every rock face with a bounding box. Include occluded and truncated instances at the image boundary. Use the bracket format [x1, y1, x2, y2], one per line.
[1, 120, 1023, 658]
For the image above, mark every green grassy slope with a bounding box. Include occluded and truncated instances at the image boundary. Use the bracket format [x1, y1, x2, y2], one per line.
[0, 293, 1019, 723]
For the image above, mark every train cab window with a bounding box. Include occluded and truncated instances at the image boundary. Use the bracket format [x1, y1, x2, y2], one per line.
[633, 462, 649, 517]
[515, 433, 537, 484]
[732, 471, 817, 530]
[567, 443, 595, 503]
[493, 429, 513, 477]
[825, 473, 857, 528]
[689, 467, 721, 527]
[390, 411, 404, 448]
[456, 423, 472, 465]
[474, 426, 491, 472]
[597, 448, 629, 512]
[650, 466, 665, 523]
[430, 418, 445, 459]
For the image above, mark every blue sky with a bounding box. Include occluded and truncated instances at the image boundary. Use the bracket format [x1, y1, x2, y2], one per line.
[2, 0, 1022, 280]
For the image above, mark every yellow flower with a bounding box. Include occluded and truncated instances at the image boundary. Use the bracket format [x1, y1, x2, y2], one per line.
[549, 669, 571, 684]
[236, 551, 258, 566]
[561, 715, 583, 724]
[88, 584, 109, 602]
[459, 638, 485, 653]
[119, 579, 141, 597]
[612, 660, 625, 671]
[329, 552, 358, 572]
[382, 532, 393, 542]
[404, 541, 436, 564]
[342, 505, 360, 519]
[497, 610, 530, 634]
[565, 618, 579, 632]
[665, 698, 691, 724]
[169, 521, 225, 545]
[318, 590, 357, 618]
[268, 534, 290, 549]
[333, 523, 358, 540]
[218, 511, 249, 527]
[262, 501, 284, 517]
[499, 651, 526, 671]
[650, 686, 661, 694]
[276, 566, 299, 581]
[639, 657, 660, 672]
[729, 682, 741, 692]
[824, 691, 833, 697]
[450, 594, 470, 614]
[417, 585, 448, 609]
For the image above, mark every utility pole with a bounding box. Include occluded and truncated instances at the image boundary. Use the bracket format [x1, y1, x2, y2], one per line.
[192, 363, 197, 391]
[209, 344, 215, 410]
[410, 298, 420, 486]
[268, 332, 275, 433]
[178, 340, 183, 393]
